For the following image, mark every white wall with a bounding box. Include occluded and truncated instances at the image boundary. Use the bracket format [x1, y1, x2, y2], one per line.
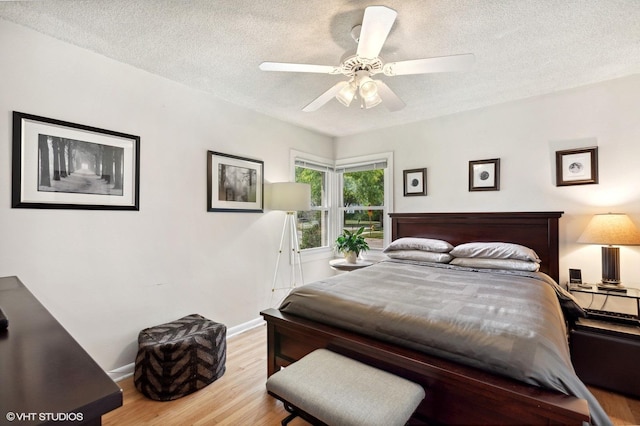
[3, 17, 640, 377]
[0, 19, 333, 374]
[336, 74, 640, 288]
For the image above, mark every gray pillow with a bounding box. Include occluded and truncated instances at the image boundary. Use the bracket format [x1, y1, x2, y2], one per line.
[450, 257, 540, 272]
[386, 250, 453, 263]
[383, 237, 453, 253]
[450, 242, 540, 263]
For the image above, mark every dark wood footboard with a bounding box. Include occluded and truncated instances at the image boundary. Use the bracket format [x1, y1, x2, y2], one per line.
[261, 308, 590, 425]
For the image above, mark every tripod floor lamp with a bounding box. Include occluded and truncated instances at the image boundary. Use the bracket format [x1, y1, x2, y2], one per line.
[269, 182, 311, 302]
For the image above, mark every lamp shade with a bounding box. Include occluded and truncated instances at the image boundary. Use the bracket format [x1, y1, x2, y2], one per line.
[577, 213, 640, 245]
[268, 182, 311, 212]
[336, 80, 356, 107]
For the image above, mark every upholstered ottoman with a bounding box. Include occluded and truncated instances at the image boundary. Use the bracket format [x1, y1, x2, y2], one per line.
[134, 314, 226, 401]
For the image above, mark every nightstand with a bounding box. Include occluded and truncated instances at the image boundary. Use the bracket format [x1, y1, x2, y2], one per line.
[329, 258, 374, 272]
[569, 284, 640, 324]
[569, 318, 640, 398]
[568, 285, 640, 397]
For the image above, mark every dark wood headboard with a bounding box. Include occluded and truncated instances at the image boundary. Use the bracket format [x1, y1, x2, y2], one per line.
[389, 211, 564, 283]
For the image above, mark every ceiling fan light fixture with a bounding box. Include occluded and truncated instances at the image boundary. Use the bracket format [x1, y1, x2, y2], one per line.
[362, 91, 382, 109]
[358, 76, 377, 99]
[357, 76, 381, 109]
[336, 80, 357, 106]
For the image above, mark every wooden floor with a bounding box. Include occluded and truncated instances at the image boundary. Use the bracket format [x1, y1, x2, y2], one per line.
[104, 324, 640, 425]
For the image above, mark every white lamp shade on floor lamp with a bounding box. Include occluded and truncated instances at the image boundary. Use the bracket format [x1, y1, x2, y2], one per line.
[577, 213, 640, 286]
[268, 182, 311, 212]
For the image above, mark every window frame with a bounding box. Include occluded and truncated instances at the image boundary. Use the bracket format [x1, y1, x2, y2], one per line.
[291, 150, 393, 261]
[290, 150, 335, 261]
[335, 152, 394, 253]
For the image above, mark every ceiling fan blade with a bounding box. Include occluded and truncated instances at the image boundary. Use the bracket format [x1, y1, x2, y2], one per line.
[384, 53, 476, 76]
[356, 6, 397, 60]
[259, 62, 340, 74]
[375, 81, 405, 112]
[302, 81, 349, 112]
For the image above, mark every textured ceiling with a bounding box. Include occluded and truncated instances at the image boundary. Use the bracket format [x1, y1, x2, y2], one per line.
[1, 0, 639, 137]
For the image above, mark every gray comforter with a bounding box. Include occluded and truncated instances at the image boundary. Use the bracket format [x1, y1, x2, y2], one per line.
[279, 259, 611, 426]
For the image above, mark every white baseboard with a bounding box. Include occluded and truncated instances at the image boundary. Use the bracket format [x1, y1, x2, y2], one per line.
[227, 316, 265, 337]
[107, 317, 265, 383]
[108, 363, 135, 382]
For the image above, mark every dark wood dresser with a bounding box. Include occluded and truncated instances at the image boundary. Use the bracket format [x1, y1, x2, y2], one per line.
[0, 276, 122, 425]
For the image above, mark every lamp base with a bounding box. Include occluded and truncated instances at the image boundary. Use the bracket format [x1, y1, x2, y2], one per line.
[601, 246, 621, 285]
[597, 283, 627, 293]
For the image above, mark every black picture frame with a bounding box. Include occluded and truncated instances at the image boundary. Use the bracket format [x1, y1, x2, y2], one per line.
[555, 147, 599, 186]
[207, 151, 264, 213]
[469, 158, 500, 191]
[403, 168, 427, 196]
[12, 111, 140, 210]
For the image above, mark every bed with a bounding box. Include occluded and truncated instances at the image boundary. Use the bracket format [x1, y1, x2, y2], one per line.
[260, 212, 608, 425]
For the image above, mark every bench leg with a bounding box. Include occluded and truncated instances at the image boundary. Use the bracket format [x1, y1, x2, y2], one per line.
[281, 403, 298, 426]
[281, 412, 298, 426]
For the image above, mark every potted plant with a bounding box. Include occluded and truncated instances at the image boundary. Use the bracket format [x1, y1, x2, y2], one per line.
[335, 226, 370, 263]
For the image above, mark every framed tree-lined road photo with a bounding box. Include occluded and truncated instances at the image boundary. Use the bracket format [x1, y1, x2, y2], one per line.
[12, 112, 140, 210]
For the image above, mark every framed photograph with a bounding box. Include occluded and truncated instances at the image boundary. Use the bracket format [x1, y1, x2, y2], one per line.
[555, 147, 598, 186]
[403, 168, 427, 196]
[469, 158, 500, 191]
[207, 151, 263, 213]
[12, 111, 140, 210]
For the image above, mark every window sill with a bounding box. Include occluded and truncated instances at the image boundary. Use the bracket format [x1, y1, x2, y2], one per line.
[300, 246, 334, 263]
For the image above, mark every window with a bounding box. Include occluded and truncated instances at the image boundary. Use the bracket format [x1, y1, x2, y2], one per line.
[337, 155, 392, 250]
[293, 151, 392, 254]
[294, 158, 332, 250]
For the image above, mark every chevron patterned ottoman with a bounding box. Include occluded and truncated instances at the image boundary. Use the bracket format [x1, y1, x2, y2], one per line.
[134, 314, 226, 401]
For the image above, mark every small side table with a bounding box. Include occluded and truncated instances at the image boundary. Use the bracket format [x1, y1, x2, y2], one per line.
[569, 284, 640, 320]
[329, 258, 374, 272]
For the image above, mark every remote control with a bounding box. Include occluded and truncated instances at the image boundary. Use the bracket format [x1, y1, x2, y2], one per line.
[0, 306, 7, 330]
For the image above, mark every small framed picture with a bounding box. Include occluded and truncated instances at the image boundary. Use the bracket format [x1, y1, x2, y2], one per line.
[469, 158, 500, 191]
[403, 168, 427, 196]
[207, 151, 264, 212]
[12, 111, 140, 210]
[555, 147, 598, 186]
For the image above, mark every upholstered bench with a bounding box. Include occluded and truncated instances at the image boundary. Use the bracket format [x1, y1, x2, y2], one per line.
[266, 349, 425, 426]
[134, 314, 226, 401]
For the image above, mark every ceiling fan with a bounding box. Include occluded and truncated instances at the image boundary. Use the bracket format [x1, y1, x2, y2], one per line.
[259, 5, 475, 112]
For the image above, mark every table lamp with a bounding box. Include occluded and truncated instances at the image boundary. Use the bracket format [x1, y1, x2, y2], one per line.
[577, 213, 640, 291]
[268, 182, 311, 301]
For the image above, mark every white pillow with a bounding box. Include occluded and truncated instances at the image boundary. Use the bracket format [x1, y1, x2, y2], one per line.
[451, 257, 540, 272]
[383, 237, 453, 253]
[386, 250, 453, 263]
[450, 242, 540, 263]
